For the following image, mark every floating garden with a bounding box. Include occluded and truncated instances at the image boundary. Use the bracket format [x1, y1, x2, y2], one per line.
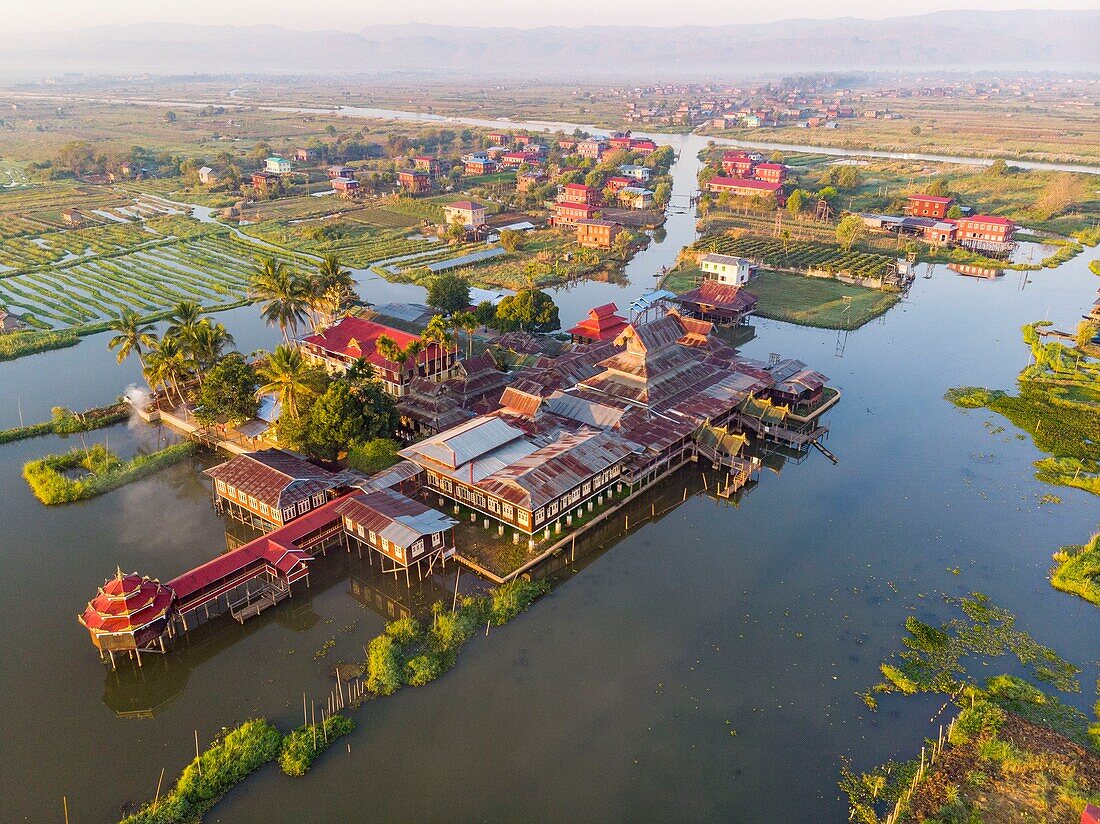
[692, 233, 899, 281]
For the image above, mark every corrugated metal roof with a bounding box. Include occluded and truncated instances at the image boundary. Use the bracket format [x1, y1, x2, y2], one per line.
[425, 246, 507, 273]
[335, 488, 457, 549]
[544, 391, 627, 428]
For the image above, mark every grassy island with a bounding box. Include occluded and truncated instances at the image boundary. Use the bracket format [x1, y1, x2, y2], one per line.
[23, 442, 194, 504]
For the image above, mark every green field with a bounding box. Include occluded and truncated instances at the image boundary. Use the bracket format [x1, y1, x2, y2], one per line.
[745, 269, 900, 330]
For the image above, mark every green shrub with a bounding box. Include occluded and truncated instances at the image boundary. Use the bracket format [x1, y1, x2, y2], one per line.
[384, 616, 422, 645]
[488, 579, 550, 625]
[944, 387, 998, 409]
[406, 653, 445, 686]
[278, 714, 355, 777]
[346, 438, 402, 474]
[985, 675, 1046, 705]
[429, 607, 477, 652]
[121, 719, 282, 824]
[950, 701, 1005, 745]
[365, 634, 403, 696]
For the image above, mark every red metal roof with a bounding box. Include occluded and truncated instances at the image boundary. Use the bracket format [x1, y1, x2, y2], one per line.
[708, 177, 781, 192]
[959, 214, 1014, 225]
[446, 200, 486, 211]
[167, 496, 346, 603]
[205, 449, 342, 512]
[300, 316, 445, 370]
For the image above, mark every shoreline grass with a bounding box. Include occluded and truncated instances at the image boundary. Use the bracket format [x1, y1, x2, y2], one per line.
[1051, 533, 1100, 607]
[0, 402, 128, 445]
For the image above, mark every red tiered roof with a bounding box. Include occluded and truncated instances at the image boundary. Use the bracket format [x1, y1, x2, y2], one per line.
[80, 571, 177, 640]
[567, 303, 630, 342]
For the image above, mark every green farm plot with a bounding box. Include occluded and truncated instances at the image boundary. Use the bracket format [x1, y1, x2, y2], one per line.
[0, 235, 259, 329]
[746, 269, 900, 330]
[693, 233, 898, 281]
[239, 218, 435, 268]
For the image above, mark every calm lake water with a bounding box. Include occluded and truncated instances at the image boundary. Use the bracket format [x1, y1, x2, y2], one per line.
[1, 130, 1098, 823]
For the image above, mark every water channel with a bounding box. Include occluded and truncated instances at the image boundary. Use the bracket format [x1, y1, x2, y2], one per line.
[0, 112, 1098, 823]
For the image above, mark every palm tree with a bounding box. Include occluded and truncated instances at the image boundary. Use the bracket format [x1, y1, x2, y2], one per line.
[250, 256, 309, 343]
[255, 344, 319, 419]
[191, 321, 235, 373]
[449, 311, 475, 359]
[404, 339, 425, 380]
[313, 254, 356, 324]
[146, 336, 192, 407]
[165, 300, 205, 341]
[106, 308, 157, 372]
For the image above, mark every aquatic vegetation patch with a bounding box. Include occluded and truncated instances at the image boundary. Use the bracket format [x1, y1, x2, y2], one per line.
[0, 403, 128, 445]
[1051, 533, 1100, 607]
[121, 719, 283, 824]
[278, 714, 356, 778]
[0, 328, 79, 361]
[23, 442, 194, 504]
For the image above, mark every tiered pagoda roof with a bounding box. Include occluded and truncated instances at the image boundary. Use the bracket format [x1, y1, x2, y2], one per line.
[79, 570, 177, 650]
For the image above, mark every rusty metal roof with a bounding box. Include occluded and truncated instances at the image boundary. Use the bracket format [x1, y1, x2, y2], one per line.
[205, 449, 344, 511]
[335, 489, 457, 549]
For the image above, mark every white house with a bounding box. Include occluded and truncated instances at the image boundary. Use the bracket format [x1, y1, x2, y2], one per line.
[265, 156, 294, 174]
[619, 164, 652, 182]
[698, 253, 754, 287]
[619, 186, 654, 209]
[198, 166, 219, 185]
[442, 200, 487, 228]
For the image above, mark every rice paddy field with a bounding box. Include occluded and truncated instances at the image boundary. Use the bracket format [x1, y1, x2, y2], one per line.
[0, 234, 268, 329]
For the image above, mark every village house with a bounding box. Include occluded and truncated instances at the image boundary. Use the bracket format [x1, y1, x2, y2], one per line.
[721, 152, 755, 177]
[331, 176, 360, 196]
[698, 253, 754, 286]
[327, 165, 355, 179]
[487, 132, 510, 146]
[630, 138, 658, 156]
[251, 171, 279, 192]
[335, 488, 457, 580]
[706, 176, 785, 205]
[516, 172, 547, 193]
[464, 157, 496, 176]
[551, 201, 600, 227]
[412, 156, 442, 175]
[397, 169, 432, 194]
[955, 215, 1016, 252]
[501, 151, 540, 168]
[575, 219, 620, 250]
[619, 164, 652, 182]
[206, 449, 358, 530]
[198, 166, 219, 185]
[578, 138, 607, 160]
[609, 131, 633, 151]
[753, 162, 787, 184]
[907, 194, 955, 219]
[618, 186, 654, 210]
[295, 147, 320, 164]
[560, 182, 600, 205]
[672, 280, 758, 328]
[265, 156, 294, 175]
[513, 134, 534, 147]
[299, 315, 458, 396]
[0, 307, 26, 334]
[61, 208, 84, 225]
[566, 303, 629, 344]
[557, 138, 579, 154]
[443, 200, 488, 228]
[604, 176, 634, 193]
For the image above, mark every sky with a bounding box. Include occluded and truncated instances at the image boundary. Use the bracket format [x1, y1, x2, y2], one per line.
[7, 0, 1098, 33]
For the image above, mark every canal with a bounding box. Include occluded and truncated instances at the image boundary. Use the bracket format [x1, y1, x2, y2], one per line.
[0, 122, 1098, 823]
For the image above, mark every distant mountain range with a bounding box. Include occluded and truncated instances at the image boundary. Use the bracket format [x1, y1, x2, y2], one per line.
[2, 11, 1097, 76]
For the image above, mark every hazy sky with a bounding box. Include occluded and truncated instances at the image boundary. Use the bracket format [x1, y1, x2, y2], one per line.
[9, 0, 1098, 32]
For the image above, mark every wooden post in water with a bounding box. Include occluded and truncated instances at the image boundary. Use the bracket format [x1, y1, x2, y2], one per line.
[452, 567, 461, 613]
[62, 796, 68, 824]
[152, 767, 165, 814]
[303, 692, 308, 727]
[195, 730, 201, 775]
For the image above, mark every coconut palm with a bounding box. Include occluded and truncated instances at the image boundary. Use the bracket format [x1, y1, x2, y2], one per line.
[375, 334, 400, 369]
[404, 339, 425, 380]
[106, 308, 157, 371]
[423, 315, 452, 382]
[190, 321, 236, 373]
[255, 344, 319, 419]
[453, 311, 478, 359]
[146, 336, 193, 407]
[313, 254, 356, 324]
[250, 256, 310, 343]
[165, 300, 205, 341]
